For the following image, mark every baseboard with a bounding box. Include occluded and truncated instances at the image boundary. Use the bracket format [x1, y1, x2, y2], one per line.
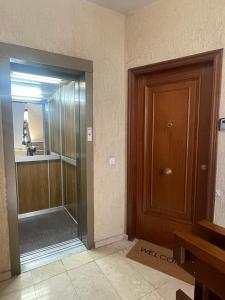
[95, 233, 127, 248]
[0, 270, 11, 282]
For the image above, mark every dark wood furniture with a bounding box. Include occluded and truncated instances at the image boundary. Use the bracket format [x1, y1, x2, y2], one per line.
[174, 220, 225, 300]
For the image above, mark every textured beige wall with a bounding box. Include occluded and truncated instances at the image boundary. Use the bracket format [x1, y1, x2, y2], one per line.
[126, 0, 225, 227]
[0, 0, 126, 275]
[1, 0, 225, 278]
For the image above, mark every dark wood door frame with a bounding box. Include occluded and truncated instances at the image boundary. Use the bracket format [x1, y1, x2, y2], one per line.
[127, 49, 223, 240]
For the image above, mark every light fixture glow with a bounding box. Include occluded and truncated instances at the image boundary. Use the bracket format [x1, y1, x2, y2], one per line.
[24, 109, 29, 122]
[11, 84, 42, 98]
[12, 96, 43, 102]
[11, 72, 62, 85]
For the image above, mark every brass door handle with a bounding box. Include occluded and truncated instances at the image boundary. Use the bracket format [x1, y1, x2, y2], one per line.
[163, 168, 173, 176]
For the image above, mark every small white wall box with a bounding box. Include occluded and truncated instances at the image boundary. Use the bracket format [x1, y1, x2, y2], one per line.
[219, 118, 225, 131]
[87, 127, 93, 142]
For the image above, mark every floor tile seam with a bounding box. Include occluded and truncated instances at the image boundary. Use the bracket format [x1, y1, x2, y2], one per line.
[65, 260, 118, 300]
[33, 271, 79, 299]
[95, 259, 155, 300]
[96, 254, 163, 299]
[93, 261, 124, 300]
[0, 277, 35, 298]
[136, 289, 165, 300]
[61, 257, 95, 271]
[92, 245, 134, 263]
[31, 268, 68, 286]
[0, 284, 37, 300]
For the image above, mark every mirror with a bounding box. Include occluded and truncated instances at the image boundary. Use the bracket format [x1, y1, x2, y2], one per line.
[10, 70, 62, 157]
[12, 102, 46, 157]
[11, 69, 78, 158]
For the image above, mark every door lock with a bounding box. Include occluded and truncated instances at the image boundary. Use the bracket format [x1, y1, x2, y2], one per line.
[201, 164, 207, 171]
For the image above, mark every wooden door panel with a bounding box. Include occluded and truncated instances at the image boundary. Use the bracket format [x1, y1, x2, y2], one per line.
[49, 160, 62, 208]
[17, 161, 49, 213]
[195, 64, 214, 221]
[135, 63, 215, 248]
[63, 161, 77, 220]
[128, 51, 222, 248]
[137, 216, 192, 247]
[143, 80, 198, 222]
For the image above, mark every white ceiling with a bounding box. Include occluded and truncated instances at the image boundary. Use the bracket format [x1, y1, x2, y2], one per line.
[87, 0, 157, 15]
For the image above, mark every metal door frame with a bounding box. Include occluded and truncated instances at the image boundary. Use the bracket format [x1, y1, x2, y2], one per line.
[0, 42, 94, 275]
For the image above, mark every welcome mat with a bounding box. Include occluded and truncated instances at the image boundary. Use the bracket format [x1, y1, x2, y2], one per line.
[127, 240, 194, 285]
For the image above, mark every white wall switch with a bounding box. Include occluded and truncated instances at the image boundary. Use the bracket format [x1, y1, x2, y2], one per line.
[109, 157, 116, 166]
[87, 127, 93, 142]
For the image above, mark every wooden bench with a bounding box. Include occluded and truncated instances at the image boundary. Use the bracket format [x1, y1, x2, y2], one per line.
[173, 220, 225, 300]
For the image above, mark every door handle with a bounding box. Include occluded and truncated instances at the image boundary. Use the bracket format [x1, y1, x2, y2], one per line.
[162, 168, 173, 176]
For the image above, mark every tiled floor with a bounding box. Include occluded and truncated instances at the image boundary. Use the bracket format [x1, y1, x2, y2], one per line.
[0, 240, 194, 300]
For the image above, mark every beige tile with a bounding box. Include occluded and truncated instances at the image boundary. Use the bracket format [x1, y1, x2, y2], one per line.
[34, 272, 78, 300]
[31, 261, 66, 284]
[124, 257, 171, 289]
[156, 277, 194, 300]
[0, 272, 33, 297]
[112, 239, 137, 251]
[61, 251, 93, 271]
[68, 261, 121, 300]
[116, 243, 172, 290]
[0, 286, 37, 300]
[90, 239, 136, 261]
[96, 252, 154, 300]
[117, 247, 133, 257]
[89, 245, 117, 261]
[138, 290, 164, 300]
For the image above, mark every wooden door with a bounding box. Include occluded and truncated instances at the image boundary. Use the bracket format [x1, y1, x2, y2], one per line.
[127, 51, 222, 249]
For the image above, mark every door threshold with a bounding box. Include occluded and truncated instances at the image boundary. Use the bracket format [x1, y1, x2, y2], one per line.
[20, 238, 86, 272]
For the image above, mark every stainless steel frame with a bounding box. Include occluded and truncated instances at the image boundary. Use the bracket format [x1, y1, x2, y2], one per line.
[0, 42, 92, 73]
[0, 42, 94, 275]
[61, 156, 77, 167]
[0, 57, 20, 275]
[85, 73, 94, 249]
